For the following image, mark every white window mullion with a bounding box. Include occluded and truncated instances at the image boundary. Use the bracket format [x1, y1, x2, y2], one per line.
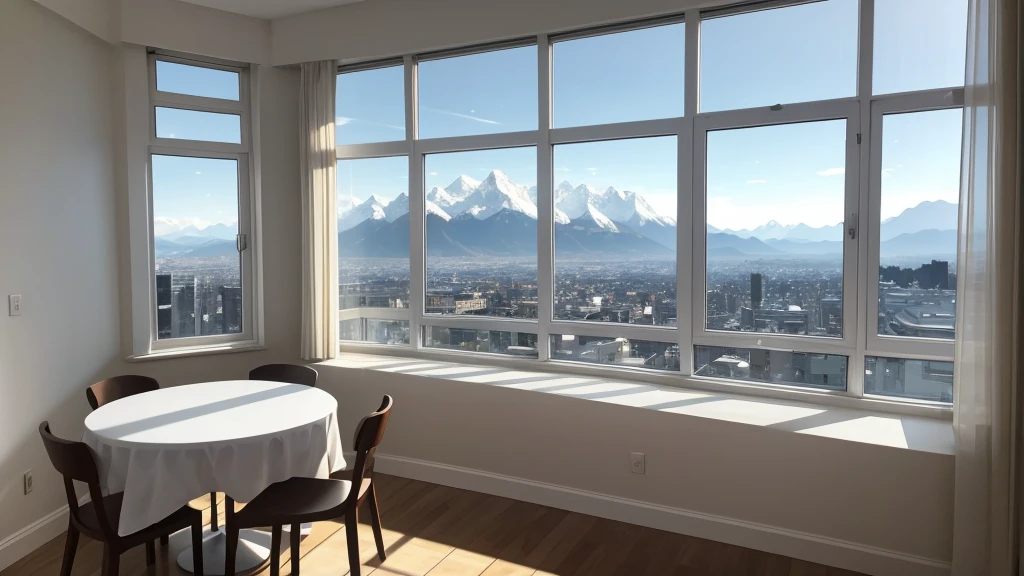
[536, 34, 553, 361]
[405, 55, 424, 352]
[680, 9, 700, 375]
[851, 0, 875, 397]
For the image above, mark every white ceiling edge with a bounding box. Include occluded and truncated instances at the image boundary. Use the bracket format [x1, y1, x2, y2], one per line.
[174, 0, 366, 19]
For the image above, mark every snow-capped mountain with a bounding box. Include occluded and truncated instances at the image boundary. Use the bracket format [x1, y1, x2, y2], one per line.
[598, 187, 676, 227]
[426, 186, 458, 209]
[557, 184, 601, 219]
[450, 170, 537, 220]
[384, 193, 409, 222]
[154, 219, 238, 241]
[339, 195, 387, 231]
[570, 204, 619, 232]
[444, 175, 480, 203]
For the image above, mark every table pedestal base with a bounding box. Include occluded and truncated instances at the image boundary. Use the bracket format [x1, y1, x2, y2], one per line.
[177, 527, 272, 575]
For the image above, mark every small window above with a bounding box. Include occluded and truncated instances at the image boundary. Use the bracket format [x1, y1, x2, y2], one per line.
[155, 108, 242, 144]
[156, 60, 240, 101]
[873, 0, 969, 95]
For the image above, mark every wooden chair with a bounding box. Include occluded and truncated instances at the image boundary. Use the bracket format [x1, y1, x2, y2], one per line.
[86, 375, 159, 410]
[39, 422, 205, 576]
[248, 364, 319, 387]
[85, 376, 181, 540]
[224, 396, 393, 576]
[206, 364, 322, 530]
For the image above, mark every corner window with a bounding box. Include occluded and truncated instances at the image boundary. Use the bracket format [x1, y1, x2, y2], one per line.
[144, 53, 257, 352]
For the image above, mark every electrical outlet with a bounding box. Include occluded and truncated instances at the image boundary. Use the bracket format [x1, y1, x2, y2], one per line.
[24, 470, 33, 495]
[630, 452, 646, 475]
[9, 295, 22, 317]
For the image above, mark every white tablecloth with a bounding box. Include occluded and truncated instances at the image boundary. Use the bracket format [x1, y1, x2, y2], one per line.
[83, 380, 346, 536]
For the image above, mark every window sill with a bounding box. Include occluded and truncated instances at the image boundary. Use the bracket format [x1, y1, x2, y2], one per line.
[126, 341, 266, 362]
[321, 350, 954, 456]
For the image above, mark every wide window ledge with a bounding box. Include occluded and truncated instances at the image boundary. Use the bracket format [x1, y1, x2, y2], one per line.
[127, 341, 266, 362]
[320, 351, 954, 456]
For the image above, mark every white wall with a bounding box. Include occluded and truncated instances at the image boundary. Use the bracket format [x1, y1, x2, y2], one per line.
[120, 0, 272, 64]
[271, 0, 734, 65]
[318, 362, 955, 574]
[0, 2, 303, 566]
[0, 0, 121, 549]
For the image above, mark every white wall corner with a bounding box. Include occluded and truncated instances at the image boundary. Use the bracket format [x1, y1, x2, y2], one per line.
[33, 0, 120, 44]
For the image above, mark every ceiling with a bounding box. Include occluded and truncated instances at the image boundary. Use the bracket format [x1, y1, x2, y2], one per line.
[176, 0, 367, 19]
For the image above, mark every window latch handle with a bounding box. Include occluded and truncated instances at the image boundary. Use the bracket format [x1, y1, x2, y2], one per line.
[236, 233, 248, 252]
[847, 214, 857, 240]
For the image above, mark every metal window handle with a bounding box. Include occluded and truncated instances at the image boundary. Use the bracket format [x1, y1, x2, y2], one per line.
[847, 214, 857, 240]
[237, 233, 248, 252]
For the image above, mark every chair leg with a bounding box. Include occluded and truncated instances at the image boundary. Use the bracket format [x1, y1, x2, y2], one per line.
[145, 540, 156, 566]
[225, 527, 239, 576]
[192, 518, 205, 576]
[367, 484, 386, 561]
[59, 523, 79, 576]
[101, 545, 119, 576]
[210, 492, 219, 531]
[346, 508, 361, 576]
[160, 534, 169, 546]
[270, 525, 282, 576]
[290, 523, 301, 575]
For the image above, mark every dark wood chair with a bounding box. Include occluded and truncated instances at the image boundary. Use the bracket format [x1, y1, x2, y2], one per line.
[86, 375, 159, 410]
[248, 364, 319, 387]
[224, 396, 393, 576]
[205, 364, 322, 531]
[39, 421, 205, 576]
[85, 376, 182, 540]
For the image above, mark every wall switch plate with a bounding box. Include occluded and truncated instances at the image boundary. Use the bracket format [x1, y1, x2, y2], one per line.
[9, 294, 22, 316]
[24, 470, 33, 495]
[630, 452, 646, 475]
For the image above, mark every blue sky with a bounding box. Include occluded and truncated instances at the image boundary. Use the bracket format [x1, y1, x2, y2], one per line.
[154, 0, 968, 232]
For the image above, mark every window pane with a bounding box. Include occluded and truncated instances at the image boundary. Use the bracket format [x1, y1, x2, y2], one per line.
[553, 137, 677, 326]
[873, 0, 968, 95]
[699, 0, 857, 112]
[152, 155, 241, 339]
[705, 120, 847, 337]
[877, 109, 962, 340]
[864, 356, 953, 403]
[553, 24, 684, 127]
[694, 346, 848, 390]
[552, 334, 680, 371]
[424, 147, 538, 318]
[424, 326, 538, 357]
[336, 66, 406, 145]
[340, 318, 410, 345]
[418, 47, 537, 138]
[338, 156, 410, 309]
[156, 61, 239, 100]
[156, 107, 241, 144]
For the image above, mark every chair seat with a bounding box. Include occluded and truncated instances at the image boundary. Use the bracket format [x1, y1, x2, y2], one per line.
[329, 469, 373, 500]
[77, 492, 198, 545]
[235, 478, 351, 526]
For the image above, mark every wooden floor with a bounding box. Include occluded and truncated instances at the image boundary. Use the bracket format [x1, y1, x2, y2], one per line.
[3, 474, 866, 576]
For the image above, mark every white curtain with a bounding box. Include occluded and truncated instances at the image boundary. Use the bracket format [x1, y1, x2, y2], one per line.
[299, 61, 338, 361]
[951, 0, 1021, 573]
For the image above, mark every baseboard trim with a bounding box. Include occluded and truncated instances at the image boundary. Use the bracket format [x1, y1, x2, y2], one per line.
[0, 505, 70, 572]
[375, 454, 951, 576]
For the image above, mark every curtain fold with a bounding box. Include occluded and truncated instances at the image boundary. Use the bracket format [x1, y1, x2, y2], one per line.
[951, 0, 1021, 573]
[299, 61, 338, 361]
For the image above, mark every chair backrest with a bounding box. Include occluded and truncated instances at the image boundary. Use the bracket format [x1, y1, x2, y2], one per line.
[86, 375, 159, 410]
[38, 422, 116, 537]
[348, 396, 393, 503]
[249, 364, 318, 387]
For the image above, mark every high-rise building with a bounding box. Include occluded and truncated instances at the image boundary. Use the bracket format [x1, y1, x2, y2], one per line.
[156, 274, 172, 339]
[750, 273, 763, 310]
[172, 278, 198, 338]
[220, 286, 242, 334]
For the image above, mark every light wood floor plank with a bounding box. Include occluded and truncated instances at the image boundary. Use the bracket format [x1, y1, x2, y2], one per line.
[3, 474, 866, 576]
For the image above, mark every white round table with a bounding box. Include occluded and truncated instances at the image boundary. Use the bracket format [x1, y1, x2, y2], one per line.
[83, 380, 346, 575]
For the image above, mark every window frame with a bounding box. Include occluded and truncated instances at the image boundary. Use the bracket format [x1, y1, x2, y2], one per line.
[333, 0, 966, 416]
[130, 51, 262, 356]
